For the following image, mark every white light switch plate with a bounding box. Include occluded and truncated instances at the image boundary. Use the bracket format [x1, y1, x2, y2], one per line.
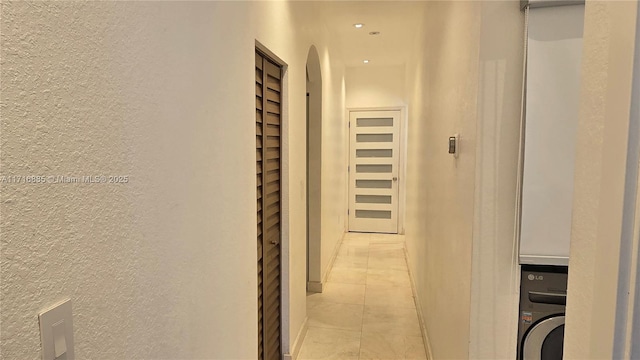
[39, 299, 74, 360]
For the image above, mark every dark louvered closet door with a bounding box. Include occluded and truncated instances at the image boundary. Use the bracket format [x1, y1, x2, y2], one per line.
[256, 50, 282, 360]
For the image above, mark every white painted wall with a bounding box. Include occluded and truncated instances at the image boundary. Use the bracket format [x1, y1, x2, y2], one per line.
[404, 2, 526, 358]
[404, 1, 481, 358]
[564, 1, 639, 358]
[319, 48, 348, 286]
[469, 2, 524, 359]
[294, 2, 349, 291]
[306, 45, 323, 290]
[345, 65, 406, 109]
[0, 2, 348, 358]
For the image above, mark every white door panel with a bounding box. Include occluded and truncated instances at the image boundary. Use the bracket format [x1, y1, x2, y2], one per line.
[349, 110, 400, 233]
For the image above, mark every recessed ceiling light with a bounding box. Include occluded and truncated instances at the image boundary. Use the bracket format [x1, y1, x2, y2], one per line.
[363, 60, 370, 64]
[354, 23, 364, 28]
[369, 31, 380, 36]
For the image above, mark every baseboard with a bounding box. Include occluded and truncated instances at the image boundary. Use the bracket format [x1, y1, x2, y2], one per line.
[283, 316, 309, 360]
[322, 232, 346, 284]
[308, 232, 347, 293]
[307, 281, 323, 293]
[404, 247, 434, 360]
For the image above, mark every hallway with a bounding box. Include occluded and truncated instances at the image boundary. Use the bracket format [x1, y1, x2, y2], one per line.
[299, 233, 427, 359]
[2, 1, 639, 359]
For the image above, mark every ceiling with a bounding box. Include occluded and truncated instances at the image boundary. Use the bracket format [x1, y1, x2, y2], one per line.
[316, 1, 426, 68]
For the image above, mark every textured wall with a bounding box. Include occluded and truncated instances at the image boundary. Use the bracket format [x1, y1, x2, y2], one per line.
[0, 2, 348, 358]
[404, 1, 481, 358]
[564, 1, 638, 358]
[468, 2, 524, 359]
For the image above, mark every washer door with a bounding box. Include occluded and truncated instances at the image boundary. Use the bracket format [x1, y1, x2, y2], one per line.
[523, 315, 565, 360]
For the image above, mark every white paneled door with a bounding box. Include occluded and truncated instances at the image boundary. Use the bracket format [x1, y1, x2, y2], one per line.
[348, 110, 400, 233]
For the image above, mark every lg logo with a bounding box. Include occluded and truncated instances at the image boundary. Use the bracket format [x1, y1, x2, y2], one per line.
[528, 274, 544, 281]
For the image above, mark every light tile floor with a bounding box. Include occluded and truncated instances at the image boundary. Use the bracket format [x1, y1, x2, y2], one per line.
[299, 232, 428, 360]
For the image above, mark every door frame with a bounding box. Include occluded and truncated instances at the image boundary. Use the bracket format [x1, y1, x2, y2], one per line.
[256, 40, 290, 359]
[345, 106, 407, 234]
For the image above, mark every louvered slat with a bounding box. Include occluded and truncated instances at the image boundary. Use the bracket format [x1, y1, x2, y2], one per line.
[269, 337, 280, 360]
[266, 149, 279, 161]
[256, 53, 263, 70]
[266, 212, 280, 226]
[266, 159, 279, 171]
[265, 60, 280, 79]
[266, 192, 279, 204]
[265, 125, 279, 136]
[266, 79, 280, 93]
[266, 222, 280, 235]
[266, 113, 280, 125]
[266, 90, 280, 103]
[266, 311, 280, 337]
[265, 196, 279, 208]
[266, 137, 280, 148]
[266, 101, 280, 114]
[266, 202, 279, 212]
[265, 181, 279, 195]
[266, 171, 279, 183]
[267, 266, 279, 283]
